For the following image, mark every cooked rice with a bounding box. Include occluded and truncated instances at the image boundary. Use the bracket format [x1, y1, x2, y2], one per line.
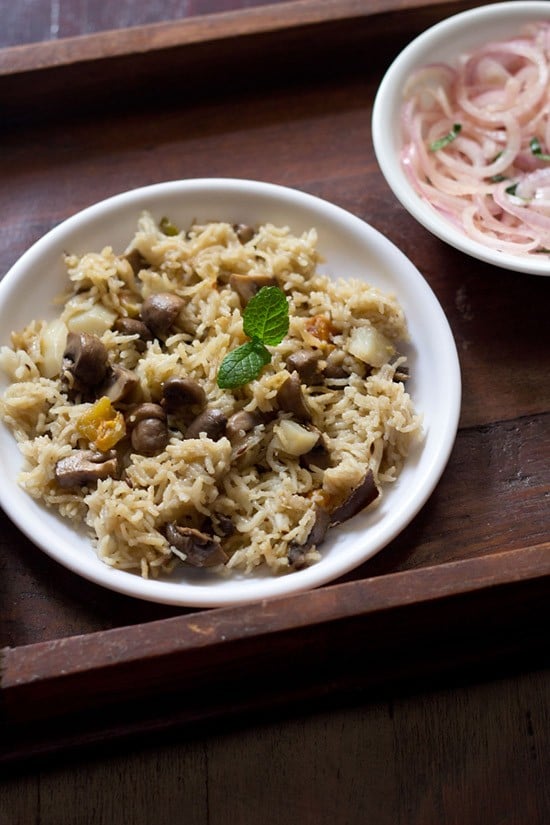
[0, 214, 422, 578]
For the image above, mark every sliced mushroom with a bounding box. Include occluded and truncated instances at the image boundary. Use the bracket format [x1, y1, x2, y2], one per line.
[127, 402, 166, 426]
[300, 435, 331, 470]
[329, 469, 379, 525]
[226, 411, 268, 467]
[323, 349, 349, 380]
[288, 505, 331, 569]
[308, 505, 331, 545]
[127, 403, 170, 455]
[229, 272, 276, 305]
[162, 377, 206, 415]
[165, 523, 228, 568]
[184, 409, 227, 441]
[98, 365, 139, 404]
[141, 293, 185, 337]
[275, 371, 312, 421]
[63, 331, 109, 386]
[113, 317, 154, 352]
[55, 449, 118, 487]
[213, 513, 236, 538]
[225, 410, 263, 441]
[287, 544, 308, 570]
[234, 223, 255, 244]
[390, 356, 409, 383]
[393, 365, 409, 383]
[131, 418, 170, 456]
[123, 249, 148, 275]
[285, 349, 323, 385]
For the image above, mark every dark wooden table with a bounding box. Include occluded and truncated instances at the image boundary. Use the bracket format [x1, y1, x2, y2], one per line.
[1, 1, 549, 822]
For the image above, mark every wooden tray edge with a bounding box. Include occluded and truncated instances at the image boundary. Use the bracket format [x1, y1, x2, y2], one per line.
[2, 543, 549, 765]
[0, 0, 476, 76]
[3, 542, 549, 708]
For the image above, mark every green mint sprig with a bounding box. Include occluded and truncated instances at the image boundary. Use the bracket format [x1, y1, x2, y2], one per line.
[430, 123, 462, 152]
[217, 286, 289, 389]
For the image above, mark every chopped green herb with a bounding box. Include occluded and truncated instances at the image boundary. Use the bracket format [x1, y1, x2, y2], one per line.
[217, 286, 289, 389]
[217, 339, 272, 389]
[243, 285, 289, 345]
[160, 216, 179, 236]
[505, 183, 518, 196]
[530, 137, 550, 161]
[430, 123, 462, 152]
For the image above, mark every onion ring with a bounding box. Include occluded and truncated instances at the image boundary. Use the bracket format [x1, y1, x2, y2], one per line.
[401, 22, 550, 256]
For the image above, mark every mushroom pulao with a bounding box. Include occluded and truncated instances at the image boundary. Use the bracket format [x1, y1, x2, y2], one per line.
[0, 215, 422, 578]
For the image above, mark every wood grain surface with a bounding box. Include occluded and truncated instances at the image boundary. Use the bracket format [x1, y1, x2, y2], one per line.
[1, 1, 549, 822]
[2, 666, 549, 825]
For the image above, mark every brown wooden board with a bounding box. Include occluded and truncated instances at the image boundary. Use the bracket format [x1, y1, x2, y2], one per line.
[1, 0, 549, 763]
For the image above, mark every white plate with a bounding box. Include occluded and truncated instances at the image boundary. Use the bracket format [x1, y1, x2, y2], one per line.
[0, 179, 461, 607]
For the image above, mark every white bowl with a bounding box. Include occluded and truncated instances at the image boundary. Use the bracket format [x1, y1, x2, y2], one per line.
[0, 179, 461, 607]
[372, 2, 550, 277]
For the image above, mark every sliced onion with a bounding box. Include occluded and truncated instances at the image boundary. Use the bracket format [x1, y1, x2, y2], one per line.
[400, 21, 550, 257]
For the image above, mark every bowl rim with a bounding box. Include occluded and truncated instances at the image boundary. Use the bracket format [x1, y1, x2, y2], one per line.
[0, 177, 461, 607]
[372, 1, 550, 277]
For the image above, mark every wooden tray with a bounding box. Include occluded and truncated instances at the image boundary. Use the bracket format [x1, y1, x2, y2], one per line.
[1, 0, 549, 764]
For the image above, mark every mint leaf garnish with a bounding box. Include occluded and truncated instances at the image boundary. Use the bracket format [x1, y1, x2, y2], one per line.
[430, 123, 462, 152]
[530, 137, 550, 161]
[217, 339, 271, 389]
[243, 286, 289, 345]
[217, 285, 289, 388]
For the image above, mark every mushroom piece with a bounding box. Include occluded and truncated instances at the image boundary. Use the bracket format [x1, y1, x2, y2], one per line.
[127, 403, 170, 456]
[300, 435, 331, 470]
[141, 293, 185, 337]
[234, 223, 255, 244]
[63, 331, 109, 387]
[323, 349, 349, 380]
[213, 513, 235, 537]
[123, 249, 148, 275]
[225, 410, 263, 441]
[288, 505, 331, 569]
[393, 365, 409, 383]
[229, 272, 276, 305]
[200, 512, 236, 539]
[389, 355, 409, 383]
[275, 371, 312, 421]
[55, 449, 118, 488]
[113, 317, 154, 352]
[226, 410, 267, 466]
[165, 523, 228, 568]
[329, 469, 379, 525]
[98, 365, 139, 404]
[162, 377, 206, 415]
[183, 409, 227, 441]
[285, 350, 323, 385]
